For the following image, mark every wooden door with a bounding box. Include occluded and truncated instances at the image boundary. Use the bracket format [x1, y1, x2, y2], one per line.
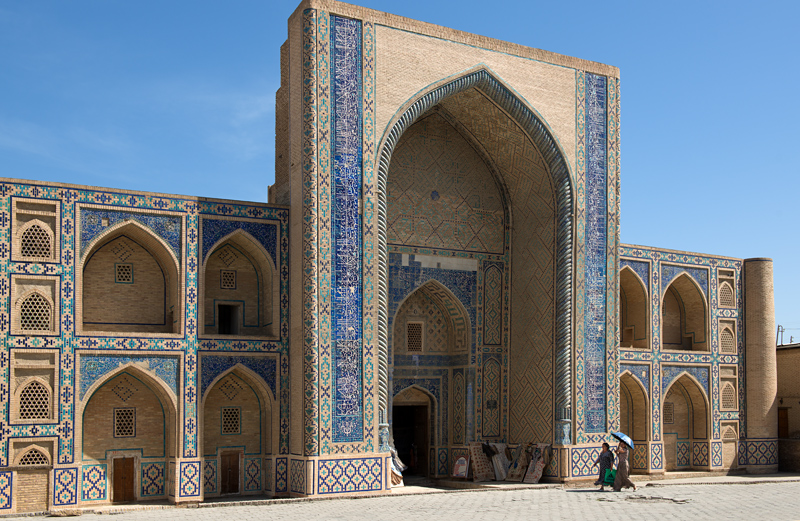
[113, 457, 135, 503]
[220, 452, 240, 494]
[779, 408, 789, 438]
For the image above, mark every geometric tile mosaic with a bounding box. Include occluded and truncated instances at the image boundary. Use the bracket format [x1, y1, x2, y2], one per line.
[0, 472, 11, 510]
[81, 209, 181, 259]
[53, 468, 78, 506]
[203, 460, 217, 495]
[141, 462, 165, 497]
[317, 458, 382, 494]
[290, 459, 305, 494]
[81, 464, 107, 501]
[179, 462, 200, 497]
[245, 458, 262, 492]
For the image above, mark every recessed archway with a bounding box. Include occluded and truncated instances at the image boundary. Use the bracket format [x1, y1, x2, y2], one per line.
[379, 68, 574, 445]
[662, 373, 709, 471]
[619, 372, 649, 471]
[79, 221, 181, 334]
[662, 273, 708, 352]
[201, 230, 278, 338]
[201, 365, 275, 497]
[620, 267, 648, 349]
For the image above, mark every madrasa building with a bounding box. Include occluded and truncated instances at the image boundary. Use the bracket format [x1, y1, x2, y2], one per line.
[0, 0, 780, 513]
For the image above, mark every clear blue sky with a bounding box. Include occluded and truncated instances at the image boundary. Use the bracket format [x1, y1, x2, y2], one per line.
[2, 1, 798, 336]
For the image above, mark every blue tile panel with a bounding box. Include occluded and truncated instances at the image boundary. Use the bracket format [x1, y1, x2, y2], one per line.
[81, 209, 181, 259]
[0, 472, 11, 510]
[199, 354, 277, 400]
[330, 15, 363, 443]
[387, 253, 477, 359]
[317, 457, 382, 494]
[79, 354, 179, 400]
[620, 363, 650, 396]
[621, 259, 649, 289]
[661, 264, 708, 299]
[584, 73, 608, 433]
[201, 218, 278, 267]
[662, 365, 709, 397]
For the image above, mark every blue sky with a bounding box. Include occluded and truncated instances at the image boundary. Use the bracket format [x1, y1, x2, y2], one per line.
[1, 1, 798, 335]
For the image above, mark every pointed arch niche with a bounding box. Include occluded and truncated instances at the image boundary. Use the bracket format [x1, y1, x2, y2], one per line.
[79, 220, 181, 334]
[201, 365, 276, 497]
[392, 385, 436, 477]
[662, 274, 708, 352]
[662, 373, 709, 471]
[620, 267, 648, 349]
[391, 280, 470, 356]
[380, 68, 574, 445]
[201, 230, 278, 338]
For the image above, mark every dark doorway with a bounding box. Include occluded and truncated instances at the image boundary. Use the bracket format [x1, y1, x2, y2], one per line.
[113, 457, 135, 503]
[779, 408, 789, 438]
[218, 304, 239, 335]
[220, 452, 240, 494]
[393, 404, 429, 476]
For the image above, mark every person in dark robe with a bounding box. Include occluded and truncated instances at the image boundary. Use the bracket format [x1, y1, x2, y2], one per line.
[592, 442, 614, 491]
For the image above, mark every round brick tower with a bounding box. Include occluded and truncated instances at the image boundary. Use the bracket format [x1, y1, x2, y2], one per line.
[744, 258, 779, 473]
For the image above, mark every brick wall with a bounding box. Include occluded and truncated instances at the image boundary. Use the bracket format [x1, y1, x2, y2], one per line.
[13, 469, 48, 513]
[83, 237, 170, 333]
[82, 372, 168, 460]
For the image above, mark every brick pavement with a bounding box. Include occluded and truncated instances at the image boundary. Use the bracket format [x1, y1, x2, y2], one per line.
[6, 480, 800, 521]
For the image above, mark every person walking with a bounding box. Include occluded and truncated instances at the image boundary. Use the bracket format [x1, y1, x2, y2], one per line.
[613, 441, 636, 492]
[592, 442, 614, 491]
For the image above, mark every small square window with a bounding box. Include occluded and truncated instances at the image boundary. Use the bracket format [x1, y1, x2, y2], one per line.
[115, 263, 133, 284]
[114, 408, 136, 437]
[221, 407, 240, 435]
[220, 270, 236, 290]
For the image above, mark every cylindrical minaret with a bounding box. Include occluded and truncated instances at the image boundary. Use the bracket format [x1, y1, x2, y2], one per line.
[744, 258, 778, 473]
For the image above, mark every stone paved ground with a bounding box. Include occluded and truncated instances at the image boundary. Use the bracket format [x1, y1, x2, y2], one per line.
[12, 481, 800, 521]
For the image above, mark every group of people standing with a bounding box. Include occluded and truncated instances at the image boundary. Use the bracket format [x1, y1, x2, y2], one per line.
[593, 441, 637, 492]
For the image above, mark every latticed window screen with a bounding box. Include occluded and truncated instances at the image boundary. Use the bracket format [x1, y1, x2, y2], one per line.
[221, 407, 240, 435]
[407, 322, 423, 352]
[114, 408, 136, 437]
[19, 293, 52, 332]
[720, 282, 735, 307]
[722, 383, 737, 410]
[720, 328, 736, 353]
[115, 263, 133, 283]
[663, 402, 674, 424]
[18, 449, 49, 466]
[19, 381, 50, 420]
[220, 270, 236, 289]
[722, 426, 738, 440]
[20, 224, 52, 258]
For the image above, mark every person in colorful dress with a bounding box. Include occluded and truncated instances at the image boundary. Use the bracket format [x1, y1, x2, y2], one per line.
[592, 442, 614, 491]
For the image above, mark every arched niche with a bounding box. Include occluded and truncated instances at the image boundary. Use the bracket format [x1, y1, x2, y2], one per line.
[79, 221, 181, 334]
[619, 372, 649, 445]
[662, 373, 709, 471]
[379, 68, 574, 445]
[201, 365, 275, 496]
[80, 365, 178, 473]
[620, 267, 648, 349]
[201, 230, 278, 338]
[662, 274, 708, 351]
[391, 280, 470, 355]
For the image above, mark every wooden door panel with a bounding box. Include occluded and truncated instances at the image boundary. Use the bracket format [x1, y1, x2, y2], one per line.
[113, 458, 135, 503]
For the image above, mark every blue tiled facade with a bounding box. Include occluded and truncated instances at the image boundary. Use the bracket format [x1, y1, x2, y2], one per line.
[0, 1, 778, 511]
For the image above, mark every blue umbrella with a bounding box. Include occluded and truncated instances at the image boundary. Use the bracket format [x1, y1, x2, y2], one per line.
[611, 431, 634, 450]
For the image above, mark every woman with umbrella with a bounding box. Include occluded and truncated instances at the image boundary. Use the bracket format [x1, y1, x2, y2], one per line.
[611, 432, 637, 492]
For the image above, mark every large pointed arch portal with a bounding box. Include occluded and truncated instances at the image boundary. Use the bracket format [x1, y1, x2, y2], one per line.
[377, 68, 575, 446]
